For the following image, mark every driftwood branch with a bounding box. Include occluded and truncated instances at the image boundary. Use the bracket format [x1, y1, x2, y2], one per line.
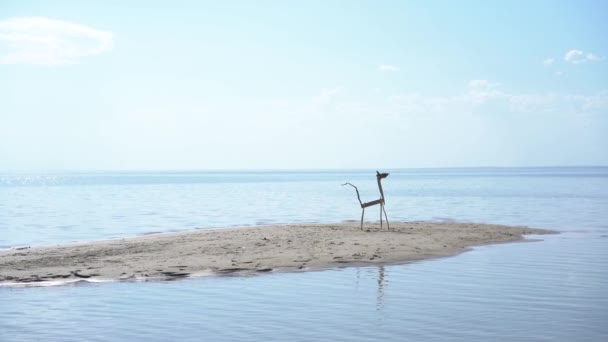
[342, 182, 363, 207]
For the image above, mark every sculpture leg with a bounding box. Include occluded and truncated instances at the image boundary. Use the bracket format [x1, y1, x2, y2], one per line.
[380, 206, 383, 229]
[360, 208, 365, 230]
[382, 204, 389, 230]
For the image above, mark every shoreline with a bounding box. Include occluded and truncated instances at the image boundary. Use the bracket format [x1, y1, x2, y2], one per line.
[0, 222, 557, 286]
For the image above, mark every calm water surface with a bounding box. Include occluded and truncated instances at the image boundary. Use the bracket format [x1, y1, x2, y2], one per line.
[1, 168, 607, 341]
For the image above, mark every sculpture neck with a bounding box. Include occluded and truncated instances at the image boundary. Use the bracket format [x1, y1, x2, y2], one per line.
[377, 178, 385, 201]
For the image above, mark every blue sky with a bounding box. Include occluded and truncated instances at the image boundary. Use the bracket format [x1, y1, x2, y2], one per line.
[1, 1, 607, 170]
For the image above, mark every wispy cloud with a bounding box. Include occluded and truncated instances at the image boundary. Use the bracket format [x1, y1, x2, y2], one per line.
[312, 86, 344, 110]
[0, 17, 114, 65]
[586, 53, 603, 61]
[564, 49, 603, 64]
[387, 80, 608, 115]
[468, 79, 498, 89]
[467, 79, 501, 105]
[543, 58, 554, 66]
[378, 64, 400, 72]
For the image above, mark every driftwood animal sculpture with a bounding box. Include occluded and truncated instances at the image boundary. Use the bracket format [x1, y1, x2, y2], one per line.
[343, 171, 390, 230]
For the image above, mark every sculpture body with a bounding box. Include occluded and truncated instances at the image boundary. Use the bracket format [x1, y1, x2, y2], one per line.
[343, 171, 390, 230]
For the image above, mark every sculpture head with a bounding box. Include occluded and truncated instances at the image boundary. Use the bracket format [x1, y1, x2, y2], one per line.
[376, 171, 389, 179]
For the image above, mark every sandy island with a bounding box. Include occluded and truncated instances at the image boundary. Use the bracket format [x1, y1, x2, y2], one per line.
[0, 222, 556, 285]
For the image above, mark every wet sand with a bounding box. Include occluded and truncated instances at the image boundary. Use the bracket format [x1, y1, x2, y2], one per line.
[0, 222, 556, 285]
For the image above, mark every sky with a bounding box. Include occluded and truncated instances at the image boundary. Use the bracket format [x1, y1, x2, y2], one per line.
[1, 0, 607, 171]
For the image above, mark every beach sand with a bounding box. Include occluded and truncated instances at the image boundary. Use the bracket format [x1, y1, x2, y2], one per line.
[0, 222, 556, 285]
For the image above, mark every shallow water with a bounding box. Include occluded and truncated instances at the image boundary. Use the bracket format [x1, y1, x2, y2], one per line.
[1, 168, 607, 341]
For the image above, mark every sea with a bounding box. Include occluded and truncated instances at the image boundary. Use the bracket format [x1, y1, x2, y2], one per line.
[1, 167, 607, 341]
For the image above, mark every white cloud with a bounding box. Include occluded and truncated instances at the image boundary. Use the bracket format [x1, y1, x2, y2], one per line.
[543, 58, 554, 66]
[0, 17, 113, 65]
[564, 49, 603, 64]
[564, 49, 585, 63]
[378, 64, 400, 72]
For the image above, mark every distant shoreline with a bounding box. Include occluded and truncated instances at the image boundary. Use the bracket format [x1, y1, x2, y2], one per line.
[0, 222, 557, 286]
[2, 165, 607, 174]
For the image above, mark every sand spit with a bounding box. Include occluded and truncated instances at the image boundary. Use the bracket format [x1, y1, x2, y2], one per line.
[0, 222, 556, 286]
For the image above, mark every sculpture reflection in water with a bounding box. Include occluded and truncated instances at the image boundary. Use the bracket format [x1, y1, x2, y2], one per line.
[354, 265, 388, 311]
[376, 266, 386, 310]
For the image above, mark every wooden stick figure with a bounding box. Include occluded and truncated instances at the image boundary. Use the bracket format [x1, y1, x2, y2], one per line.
[343, 171, 390, 230]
